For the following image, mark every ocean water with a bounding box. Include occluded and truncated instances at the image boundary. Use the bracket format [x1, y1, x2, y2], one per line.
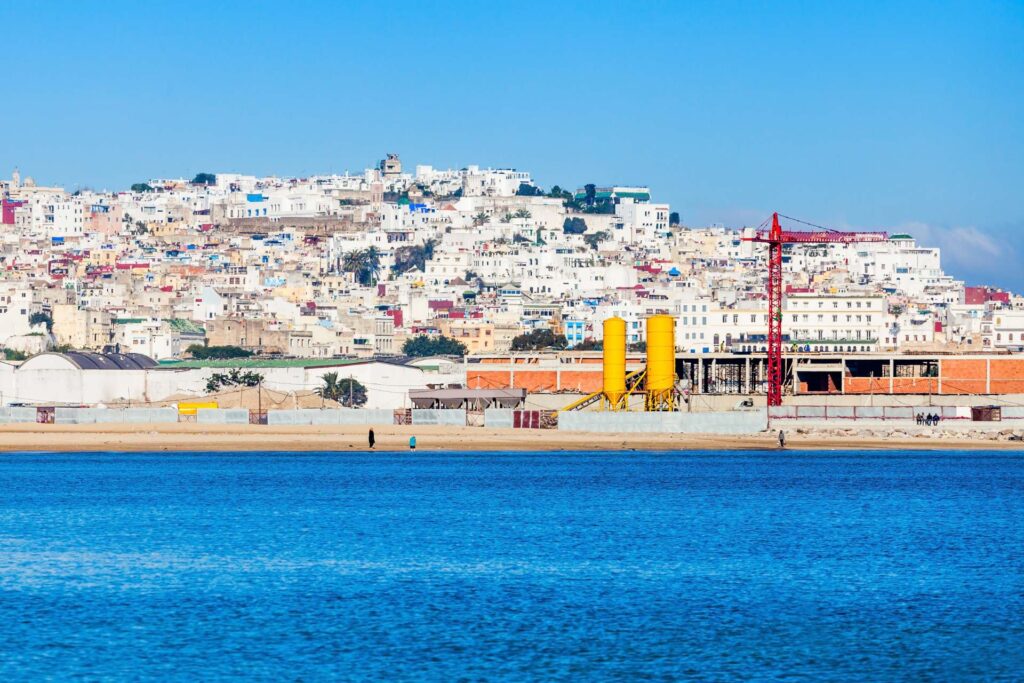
[0, 451, 1021, 681]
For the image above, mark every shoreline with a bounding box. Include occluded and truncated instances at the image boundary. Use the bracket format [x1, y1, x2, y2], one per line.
[0, 424, 1022, 453]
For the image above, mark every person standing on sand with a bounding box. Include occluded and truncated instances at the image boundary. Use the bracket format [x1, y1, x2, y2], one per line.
[778, 430, 786, 449]
[368, 429, 375, 449]
[409, 435, 416, 450]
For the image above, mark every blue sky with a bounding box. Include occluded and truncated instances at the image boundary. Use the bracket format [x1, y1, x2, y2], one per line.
[2, 1, 1022, 288]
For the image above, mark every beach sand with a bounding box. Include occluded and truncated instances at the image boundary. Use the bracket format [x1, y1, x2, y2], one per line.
[0, 423, 1021, 452]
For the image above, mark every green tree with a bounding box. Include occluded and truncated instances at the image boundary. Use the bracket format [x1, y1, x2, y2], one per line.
[563, 217, 588, 235]
[472, 212, 489, 227]
[29, 312, 53, 332]
[584, 183, 597, 206]
[206, 369, 264, 393]
[510, 329, 568, 351]
[316, 371, 368, 408]
[186, 344, 253, 360]
[192, 172, 216, 185]
[573, 339, 603, 351]
[515, 183, 543, 196]
[131, 183, 155, 193]
[402, 335, 468, 357]
[547, 185, 573, 201]
[513, 208, 532, 219]
[2, 348, 28, 361]
[583, 230, 611, 250]
[392, 239, 437, 275]
[343, 247, 382, 286]
[669, 211, 680, 226]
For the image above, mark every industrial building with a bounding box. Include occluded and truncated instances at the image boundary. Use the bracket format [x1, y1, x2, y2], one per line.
[466, 352, 1024, 400]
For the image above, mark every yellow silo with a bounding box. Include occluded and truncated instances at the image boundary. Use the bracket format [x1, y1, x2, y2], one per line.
[602, 317, 627, 410]
[645, 315, 676, 411]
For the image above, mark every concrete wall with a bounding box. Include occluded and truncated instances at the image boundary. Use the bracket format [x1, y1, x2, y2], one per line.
[197, 409, 251, 425]
[558, 410, 768, 435]
[53, 407, 179, 424]
[768, 405, 983, 421]
[267, 409, 395, 426]
[411, 409, 467, 426]
[484, 409, 514, 428]
[0, 407, 42, 423]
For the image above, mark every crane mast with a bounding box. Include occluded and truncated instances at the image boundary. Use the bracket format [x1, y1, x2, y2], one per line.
[744, 213, 888, 406]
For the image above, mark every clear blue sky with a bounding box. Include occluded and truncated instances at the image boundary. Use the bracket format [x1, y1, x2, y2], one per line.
[2, 1, 1022, 288]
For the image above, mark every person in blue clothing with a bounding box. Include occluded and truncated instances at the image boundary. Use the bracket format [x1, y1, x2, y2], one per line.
[409, 435, 416, 450]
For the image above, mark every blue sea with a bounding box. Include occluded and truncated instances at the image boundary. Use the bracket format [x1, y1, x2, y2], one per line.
[0, 451, 1021, 680]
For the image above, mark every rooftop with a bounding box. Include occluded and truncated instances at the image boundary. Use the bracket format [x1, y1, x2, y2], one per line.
[157, 357, 372, 370]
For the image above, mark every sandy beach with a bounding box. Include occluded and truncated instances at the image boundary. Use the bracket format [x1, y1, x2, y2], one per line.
[0, 423, 1021, 453]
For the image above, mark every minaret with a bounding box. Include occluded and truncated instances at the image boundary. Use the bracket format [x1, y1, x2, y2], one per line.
[11, 168, 20, 188]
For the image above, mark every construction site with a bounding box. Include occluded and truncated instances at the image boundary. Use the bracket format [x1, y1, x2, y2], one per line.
[465, 213, 1024, 425]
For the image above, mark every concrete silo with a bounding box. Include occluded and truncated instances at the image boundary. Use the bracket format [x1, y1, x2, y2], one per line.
[602, 317, 627, 410]
[645, 315, 677, 411]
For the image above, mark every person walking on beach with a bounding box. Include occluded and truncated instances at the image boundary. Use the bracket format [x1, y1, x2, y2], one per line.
[409, 435, 416, 450]
[778, 429, 786, 449]
[368, 429, 375, 449]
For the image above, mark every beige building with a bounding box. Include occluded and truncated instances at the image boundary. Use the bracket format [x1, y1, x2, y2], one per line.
[52, 304, 113, 349]
[438, 318, 496, 355]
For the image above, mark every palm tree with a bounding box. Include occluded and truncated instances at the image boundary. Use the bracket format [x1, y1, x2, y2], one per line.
[513, 208, 532, 220]
[342, 248, 382, 286]
[317, 372, 368, 407]
[363, 246, 382, 285]
[473, 212, 489, 227]
[316, 372, 343, 402]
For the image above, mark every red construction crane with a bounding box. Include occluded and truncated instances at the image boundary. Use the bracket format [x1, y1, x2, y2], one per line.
[744, 213, 888, 406]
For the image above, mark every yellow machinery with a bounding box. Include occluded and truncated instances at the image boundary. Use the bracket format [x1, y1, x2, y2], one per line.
[559, 314, 678, 413]
[602, 317, 627, 410]
[644, 314, 677, 411]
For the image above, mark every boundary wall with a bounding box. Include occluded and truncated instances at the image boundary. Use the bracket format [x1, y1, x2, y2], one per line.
[483, 409, 544, 429]
[484, 409, 514, 429]
[768, 405, 981, 421]
[0, 408, 38, 423]
[267, 409, 395, 426]
[53, 408, 179, 424]
[411, 409, 467, 427]
[197, 409, 251, 425]
[558, 410, 767, 435]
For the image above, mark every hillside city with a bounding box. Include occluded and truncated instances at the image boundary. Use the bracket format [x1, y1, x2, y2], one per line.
[1, 154, 1021, 367]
